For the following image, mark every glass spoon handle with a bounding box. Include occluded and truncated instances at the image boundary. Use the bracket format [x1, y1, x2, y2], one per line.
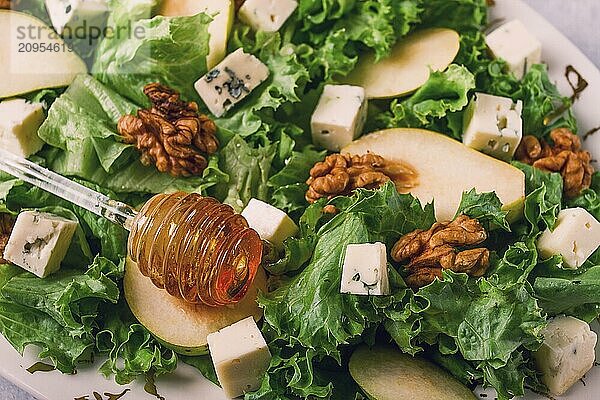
[0, 148, 137, 231]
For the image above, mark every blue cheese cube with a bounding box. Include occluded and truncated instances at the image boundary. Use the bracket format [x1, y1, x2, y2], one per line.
[462, 93, 523, 161]
[241, 198, 299, 250]
[534, 316, 597, 396]
[0, 99, 46, 158]
[45, 0, 109, 36]
[195, 48, 270, 117]
[4, 211, 78, 278]
[239, 0, 298, 32]
[537, 208, 600, 269]
[311, 85, 368, 151]
[486, 19, 542, 79]
[207, 317, 272, 399]
[340, 243, 389, 296]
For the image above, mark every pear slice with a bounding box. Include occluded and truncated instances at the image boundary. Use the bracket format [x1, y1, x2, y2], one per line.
[342, 28, 460, 99]
[0, 11, 88, 99]
[124, 258, 266, 355]
[350, 345, 477, 400]
[158, 0, 234, 69]
[342, 128, 525, 222]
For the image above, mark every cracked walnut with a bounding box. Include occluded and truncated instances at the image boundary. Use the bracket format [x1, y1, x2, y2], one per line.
[515, 128, 595, 198]
[118, 83, 219, 177]
[306, 153, 417, 204]
[391, 215, 490, 288]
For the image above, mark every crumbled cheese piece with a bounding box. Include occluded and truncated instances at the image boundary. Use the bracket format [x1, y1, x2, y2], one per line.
[195, 48, 270, 117]
[207, 317, 272, 399]
[311, 84, 368, 151]
[486, 19, 542, 79]
[537, 207, 600, 269]
[462, 93, 523, 161]
[45, 0, 109, 36]
[0, 99, 46, 158]
[238, 0, 298, 32]
[340, 242, 389, 296]
[241, 198, 299, 250]
[4, 211, 78, 278]
[534, 316, 597, 396]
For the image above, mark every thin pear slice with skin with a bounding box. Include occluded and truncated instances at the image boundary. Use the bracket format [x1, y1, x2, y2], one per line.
[342, 128, 525, 222]
[342, 28, 460, 99]
[350, 345, 477, 400]
[124, 258, 266, 356]
[0, 11, 88, 99]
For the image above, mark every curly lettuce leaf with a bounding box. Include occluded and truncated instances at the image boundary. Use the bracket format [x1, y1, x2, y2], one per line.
[215, 136, 277, 211]
[456, 189, 510, 231]
[375, 65, 475, 137]
[416, 272, 546, 400]
[566, 171, 600, 220]
[1, 257, 121, 338]
[260, 183, 435, 360]
[513, 162, 563, 234]
[96, 301, 177, 385]
[93, 1, 211, 106]
[0, 258, 123, 374]
[39, 75, 227, 195]
[268, 147, 326, 215]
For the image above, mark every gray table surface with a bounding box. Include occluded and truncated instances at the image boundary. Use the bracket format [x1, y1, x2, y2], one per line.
[1, 1, 599, 399]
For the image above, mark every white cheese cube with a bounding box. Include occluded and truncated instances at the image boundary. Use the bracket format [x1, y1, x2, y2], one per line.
[241, 198, 299, 250]
[207, 317, 271, 399]
[486, 19, 542, 79]
[4, 211, 78, 278]
[534, 316, 597, 396]
[239, 0, 298, 32]
[340, 242, 389, 296]
[462, 93, 523, 161]
[537, 208, 600, 269]
[311, 85, 368, 151]
[45, 0, 109, 36]
[0, 99, 45, 158]
[195, 48, 270, 118]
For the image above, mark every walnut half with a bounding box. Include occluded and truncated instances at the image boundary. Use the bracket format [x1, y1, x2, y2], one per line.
[515, 128, 595, 198]
[391, 215, 490, 289]
[0, 214, 15, 264]
[306, 153, 418, 204]
[118, 83, 219, 177]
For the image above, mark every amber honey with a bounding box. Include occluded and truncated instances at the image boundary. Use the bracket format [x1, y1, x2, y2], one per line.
[128, 192, 263, 306]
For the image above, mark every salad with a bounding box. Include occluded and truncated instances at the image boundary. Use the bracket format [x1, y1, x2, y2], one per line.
[0, 0, 599, 399]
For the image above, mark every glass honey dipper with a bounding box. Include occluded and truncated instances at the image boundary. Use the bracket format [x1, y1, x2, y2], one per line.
[0, 148, 263, 306]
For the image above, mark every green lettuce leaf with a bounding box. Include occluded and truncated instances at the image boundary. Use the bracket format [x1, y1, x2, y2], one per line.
[260, 183, 435, 360]
[566, 171, 600, 220]
[268, 147, 326, 215]
[374, 65, 475, 138]
[455, 189, 510, 231]
[1, 257, 121, 338]
[513, 162, 563, 233]
[38, 75, 227, 195]
[93, 0, 211, 106]
[416, 271, 546, 400]
[215, 136, 277, 211]
[96, 301, 177, 385]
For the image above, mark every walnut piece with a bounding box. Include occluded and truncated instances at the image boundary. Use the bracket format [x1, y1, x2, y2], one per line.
[118, 83, 219, 177]
[0, 0, 15, 9]
[306, 153, 418, 204]
[391, 215, 490, 289]
[0, 214, 15, 265]
[515, 128, 595, 198]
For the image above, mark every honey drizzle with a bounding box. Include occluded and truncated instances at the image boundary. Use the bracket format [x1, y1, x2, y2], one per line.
[128, 192, 262, 306]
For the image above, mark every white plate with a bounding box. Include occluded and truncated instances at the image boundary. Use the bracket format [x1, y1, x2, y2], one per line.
[2, 0, 600, 399]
